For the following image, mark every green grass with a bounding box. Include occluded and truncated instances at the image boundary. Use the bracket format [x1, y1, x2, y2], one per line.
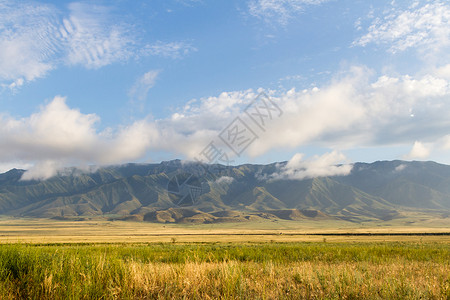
[0, 242, 449, 299]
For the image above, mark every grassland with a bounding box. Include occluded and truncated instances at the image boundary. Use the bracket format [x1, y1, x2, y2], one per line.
[0, 217, 449, 299]
[0, 241, 449, 299]
[1, 216, 449, 244]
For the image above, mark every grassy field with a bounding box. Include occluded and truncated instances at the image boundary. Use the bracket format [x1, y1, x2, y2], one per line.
[0, 241, 449, 299]
[0, 218, 449, 299]
[0, 216, 449, 244]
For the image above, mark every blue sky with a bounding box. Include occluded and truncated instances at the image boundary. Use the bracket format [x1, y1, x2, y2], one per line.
[1, 0, 450, 179]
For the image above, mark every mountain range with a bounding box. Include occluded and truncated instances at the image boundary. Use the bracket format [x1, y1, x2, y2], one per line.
[0, 160, 449, 223]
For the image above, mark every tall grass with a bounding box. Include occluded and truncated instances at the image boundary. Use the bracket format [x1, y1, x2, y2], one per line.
[0, 242, 448, 299]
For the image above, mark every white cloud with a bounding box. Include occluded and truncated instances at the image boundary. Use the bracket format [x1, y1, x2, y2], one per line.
[355, 1, 450, 58]
[3, 63, 450, 179]
[0, 1, 196, 87]
[150, 90, 258, 159]
[0, 1, 58, 84]
[0, 96, 99, 160]
[0, 97, 159, 180]
[269, 151, 353, 180]
[215, 176, 234, 184]
[0, 91, 254, 179]
[129, 70, 160, 103]
[126, 65, 450, 162]
[144, 65, 450, 162]
[248, 67, 450, 156]
[99, 120, 159, 165]
[404, 141, 431, 160]
[20, 160, 63, 181]
[61, 3, 134, 69]
[394, 164, 407, 172]
[248, 0, 330, 25]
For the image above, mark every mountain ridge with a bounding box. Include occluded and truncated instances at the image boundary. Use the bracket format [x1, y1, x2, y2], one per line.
[0, 160, 449, 223]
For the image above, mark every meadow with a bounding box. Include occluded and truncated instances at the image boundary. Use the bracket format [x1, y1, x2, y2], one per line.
[0, 241, 449, 299]
[0, 218, 449, 299]
[1, 216, 449, 243]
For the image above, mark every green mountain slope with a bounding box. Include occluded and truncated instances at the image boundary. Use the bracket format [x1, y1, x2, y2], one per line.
[335, 161, 450, 210]
[0, 160, 448, 222]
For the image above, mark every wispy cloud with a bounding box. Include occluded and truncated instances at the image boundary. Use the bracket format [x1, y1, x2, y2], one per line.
[0, 0, 59, 85]
[61, 3, 134, 69]
[175, 0, 204, 7]
[0, 1, 196, 88]
[354, 1, 450, 58]
[129, 70, 160, 103]
[141, 41, 197, 58]
[248, 0, 330, 25]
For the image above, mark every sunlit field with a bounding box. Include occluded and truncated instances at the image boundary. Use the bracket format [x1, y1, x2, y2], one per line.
[0, 241, 449, 299]
[0, 218, 448, 299]
[1, 217, 449, 244]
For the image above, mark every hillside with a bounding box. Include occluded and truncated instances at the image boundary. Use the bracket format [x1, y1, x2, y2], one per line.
[0, 160, 449, 223]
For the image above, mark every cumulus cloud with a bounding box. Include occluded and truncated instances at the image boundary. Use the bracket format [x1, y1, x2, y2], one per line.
[0, 97, 99, 160]
[248, 0, 330, 25]
[3, 63, 450, 180]
[0, 0, 195, 87]
[0, 91, 256, 179]
[268, 151, 353, 180]
[148, 65, 450, 163]
[173, 62, 446, 158]
[404, 141, 431, 160]
[0, 90, 257, 179]
[354, 1, 450, 58]
[242, 67, 450, 157]
[0, 97, 159, 180]
[153, 90, 259, 159]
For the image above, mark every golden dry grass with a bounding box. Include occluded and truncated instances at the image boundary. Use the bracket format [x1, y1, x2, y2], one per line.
[0, 242, 449, 299]
[121, 261, 450, 299]
[0, 217, 449, 244]
[0, 215, 449, 299]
